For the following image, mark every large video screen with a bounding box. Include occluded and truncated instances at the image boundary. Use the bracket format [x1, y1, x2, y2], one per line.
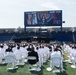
[24, 10, 62, 26]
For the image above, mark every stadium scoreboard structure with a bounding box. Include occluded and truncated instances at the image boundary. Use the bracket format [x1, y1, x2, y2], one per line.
[24, 10, 62, 28]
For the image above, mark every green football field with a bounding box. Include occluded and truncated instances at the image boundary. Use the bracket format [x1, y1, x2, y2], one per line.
[0, 59, 76, 75]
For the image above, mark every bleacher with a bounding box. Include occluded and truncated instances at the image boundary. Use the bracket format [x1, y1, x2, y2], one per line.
[0, 27, 76, 43]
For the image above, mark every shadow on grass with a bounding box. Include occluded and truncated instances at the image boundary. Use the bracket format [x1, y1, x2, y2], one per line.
[0, 63, 7, 66]
[43, 60, 49, 65]
[30, 70, 43, 75]
[55, 62, 68, 75]
[56, 71, 68, 75]
[30, 66, 45, 75]
[7, 68, 18, 73]
[63, 62, 67, 70]
[17, 65, 25, 68]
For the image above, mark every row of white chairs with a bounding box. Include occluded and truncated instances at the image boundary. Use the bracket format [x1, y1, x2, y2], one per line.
[64, 45, 76, 68]
[0, 48, 64, 73]
[0, 51, 28, 70]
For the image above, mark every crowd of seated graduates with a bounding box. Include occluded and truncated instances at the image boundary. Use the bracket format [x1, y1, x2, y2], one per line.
[0, 42, 75, 71]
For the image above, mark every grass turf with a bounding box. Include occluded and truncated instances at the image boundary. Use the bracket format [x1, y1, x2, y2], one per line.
[0, 59, 76, 75]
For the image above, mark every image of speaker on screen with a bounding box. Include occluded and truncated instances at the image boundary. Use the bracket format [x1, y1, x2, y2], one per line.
[52, 13, 61, 24]
[37, 13, 52, 25]
[27, 13, 38, 25]
[32, 12, 38, 25]
[27, 14, 33, 25]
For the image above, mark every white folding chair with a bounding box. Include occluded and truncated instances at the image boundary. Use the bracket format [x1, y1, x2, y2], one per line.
[21, 51, 28, 63]
[71, 53, 76, 68]
[14, 51, 25, 66]
[51, 57, 64, 73]
[47, 56, 64, 73]
[5, 54, 18, 70]
[27, 56, 41, 71]
[0, 53, 6, 64]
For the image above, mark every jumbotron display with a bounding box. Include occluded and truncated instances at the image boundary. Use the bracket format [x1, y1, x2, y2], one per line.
[24, 10, 62, 26]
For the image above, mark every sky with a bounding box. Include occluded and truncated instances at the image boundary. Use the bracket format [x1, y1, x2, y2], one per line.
[0, 0, 76, 28]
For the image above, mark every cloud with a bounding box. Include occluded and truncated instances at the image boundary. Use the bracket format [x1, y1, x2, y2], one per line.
[41, 2, 61, 10]
[55, 0, 75, 4]
[61, 0, 76, 5]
